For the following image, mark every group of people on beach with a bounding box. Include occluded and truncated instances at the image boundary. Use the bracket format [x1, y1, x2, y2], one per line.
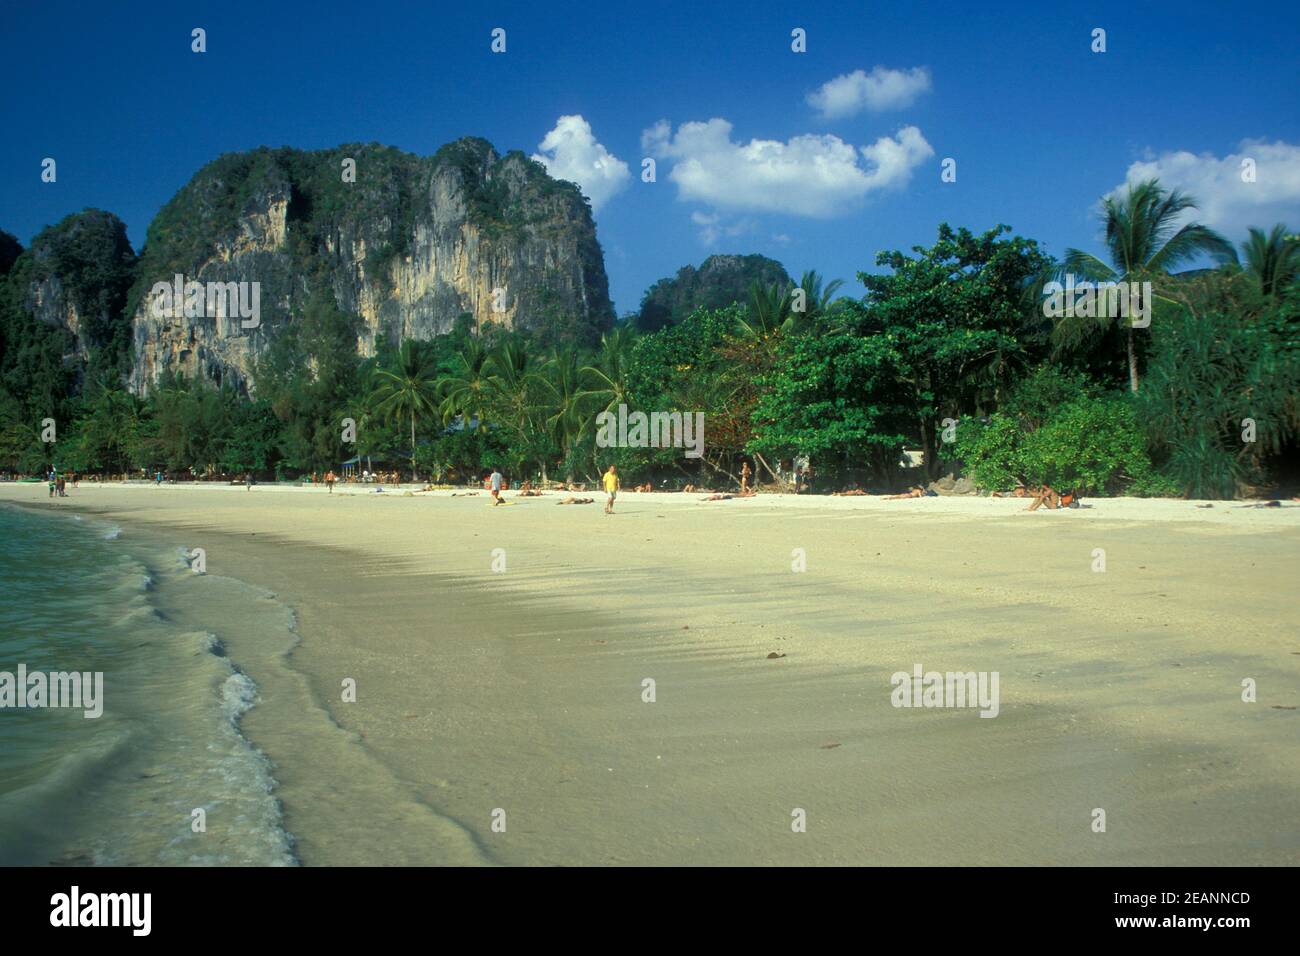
[481, 465, 623, 512]
[47, 469, 71, 497]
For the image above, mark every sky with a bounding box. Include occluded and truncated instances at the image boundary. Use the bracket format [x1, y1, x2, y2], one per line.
[2, 0, 1298, 316]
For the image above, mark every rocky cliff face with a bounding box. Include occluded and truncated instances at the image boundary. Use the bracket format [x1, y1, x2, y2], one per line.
[127, 138, 615, 395]
[0, 210, 137, 384]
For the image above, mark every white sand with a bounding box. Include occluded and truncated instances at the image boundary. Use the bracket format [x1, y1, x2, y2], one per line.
[5, 482, 1298, 865]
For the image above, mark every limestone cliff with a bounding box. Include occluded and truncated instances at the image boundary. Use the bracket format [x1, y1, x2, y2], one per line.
[127, 138, 615, 394]
[0, 210, 137, 388]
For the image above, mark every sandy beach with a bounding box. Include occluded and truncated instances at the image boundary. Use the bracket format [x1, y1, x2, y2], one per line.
[4, 482, 1298, 866]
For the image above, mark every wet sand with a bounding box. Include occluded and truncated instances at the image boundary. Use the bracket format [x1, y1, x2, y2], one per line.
[5, 483, 1298, 865]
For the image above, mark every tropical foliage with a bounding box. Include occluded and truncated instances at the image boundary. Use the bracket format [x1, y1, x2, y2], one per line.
[3, 181, 1297, 499]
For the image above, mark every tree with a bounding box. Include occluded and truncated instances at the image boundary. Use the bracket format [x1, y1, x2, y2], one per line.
[1056, 178, 1237, 393]
[853, 223, 1053, 479]
[1134, 302, 1300, 498]
[579, 325, 637, 416]
[74, 387, 146, 474]
[1240, 224, 1299, 299]
[482, 340, 551, 477]
[537, 347, 587, 477]
[788, 270, 845, 332]
[371, 340, 439, 474]
[437, 340, 494, 427]
[735, 280, 793, 341]
[749, 331, 910, 483]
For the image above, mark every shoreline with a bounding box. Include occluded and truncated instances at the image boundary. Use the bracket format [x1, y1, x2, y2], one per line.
[10, 478, 1300, 527]
[3, 483, 1298, 865]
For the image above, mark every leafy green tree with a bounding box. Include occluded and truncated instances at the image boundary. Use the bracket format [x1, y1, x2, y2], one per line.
[953, 368, 1164, 495]
[851, 223, 1053, 478]
[73, 388, 146, 473]
[749, 331, 910, 483]
[219, 400, 282, 474]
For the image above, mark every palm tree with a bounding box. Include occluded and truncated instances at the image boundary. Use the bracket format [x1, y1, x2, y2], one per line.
[736, 280, 793, 340]
[1240, 224, 1299, 298]
[578, 326, 636, 416]
[370, 340, 439, 475]
[789, 270, 845, 331]
[537, 347, 587, 478]
[340, 389, 382, 475]
[437, 340, 493, 427]
[484, 341, 549, 476]
[1055, 178, 1237, 392]
[577, 327, 638, 475]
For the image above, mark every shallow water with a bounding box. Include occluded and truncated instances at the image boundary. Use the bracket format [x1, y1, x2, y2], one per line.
[0, 505, 295, 865]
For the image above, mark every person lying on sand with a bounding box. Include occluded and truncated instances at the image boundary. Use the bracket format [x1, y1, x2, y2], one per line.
[884, 486, 935, 500]
[703, 493, 734, 501]
[557, 496, 594, 505]
[992, 484, 1031, 498]
[450, 491, 480, 497]
[832, 489, 867, 496]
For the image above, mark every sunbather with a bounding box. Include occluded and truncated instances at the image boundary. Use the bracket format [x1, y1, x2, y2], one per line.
[1026, 485, 1060, 510]
[884, 486, 933, 500]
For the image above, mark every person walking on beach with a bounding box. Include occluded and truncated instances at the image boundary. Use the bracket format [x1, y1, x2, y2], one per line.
[245, 471, 253, 491]
[489, 467, 504, 505]
[325, 470, 336, 493]
[740, 461, 752, 494]
[48, 468, 56, 498]
[602, 464, 620, 514]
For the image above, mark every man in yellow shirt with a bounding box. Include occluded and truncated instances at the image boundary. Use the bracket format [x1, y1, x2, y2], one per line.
[602, 465, 620, 514]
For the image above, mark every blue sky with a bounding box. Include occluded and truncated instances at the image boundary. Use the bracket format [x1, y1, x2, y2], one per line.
[3, 0, 1298, 315]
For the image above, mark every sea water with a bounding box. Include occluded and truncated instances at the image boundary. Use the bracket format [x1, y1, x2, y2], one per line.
[0, 505, 295, 865]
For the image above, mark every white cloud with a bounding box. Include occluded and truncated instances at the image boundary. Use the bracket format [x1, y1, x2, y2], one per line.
[690, 211, 752, 245]
[531, 115, 630, 211]
[807, 66, 932, 119]
[1111, 140, 1300, 241]
[643, 118, 933, 218]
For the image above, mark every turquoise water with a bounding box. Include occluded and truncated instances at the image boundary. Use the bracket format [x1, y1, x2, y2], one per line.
[0, 505, 295, 865]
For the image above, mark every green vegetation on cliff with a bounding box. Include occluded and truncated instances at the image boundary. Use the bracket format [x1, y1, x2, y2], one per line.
[3, 179, 1298, 499]
[636, 254, 791, 331]
[0, 210, 136, 424]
